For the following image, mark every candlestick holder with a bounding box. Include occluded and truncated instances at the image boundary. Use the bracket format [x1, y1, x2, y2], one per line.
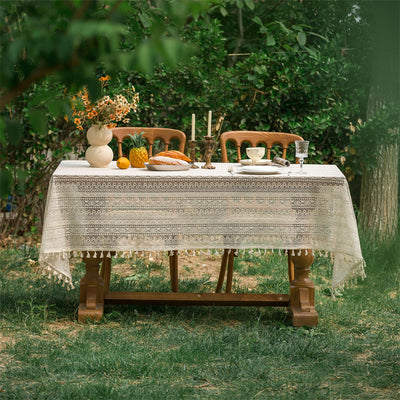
[188, 140, 199, 168]
[202, 136, 215, 169]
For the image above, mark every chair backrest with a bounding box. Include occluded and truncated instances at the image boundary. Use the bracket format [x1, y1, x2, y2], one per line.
[112, 127, 187, 158]
[220, 131, 304, 162]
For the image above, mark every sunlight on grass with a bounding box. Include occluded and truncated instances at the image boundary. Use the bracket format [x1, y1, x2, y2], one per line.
[1, 235, 399, 399]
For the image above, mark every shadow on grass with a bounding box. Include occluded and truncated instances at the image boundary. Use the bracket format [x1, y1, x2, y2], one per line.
[1, 235, 399, 399]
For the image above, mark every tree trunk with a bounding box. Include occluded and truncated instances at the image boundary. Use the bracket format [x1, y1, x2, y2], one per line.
[359, 82, 399, 241]
[360, 139, 399, 240]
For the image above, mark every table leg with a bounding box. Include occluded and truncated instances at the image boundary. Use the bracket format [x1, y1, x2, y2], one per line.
[288, 250, 319, 327]
[169, 251, 179, 292]
[78, 252, 105, 322]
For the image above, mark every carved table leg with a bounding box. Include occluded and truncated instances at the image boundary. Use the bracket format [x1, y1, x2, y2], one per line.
[288, 250, 319, 327]
[78, 252, 105, 322]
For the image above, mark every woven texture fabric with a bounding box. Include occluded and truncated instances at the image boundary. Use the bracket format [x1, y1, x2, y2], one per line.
[39, 161, 365, 289]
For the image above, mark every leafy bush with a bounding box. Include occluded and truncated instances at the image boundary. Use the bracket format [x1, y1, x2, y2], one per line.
[1, 1, 374, 237]
[346, 105, 400, 174]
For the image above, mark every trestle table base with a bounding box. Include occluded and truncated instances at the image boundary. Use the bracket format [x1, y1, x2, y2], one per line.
[78, 250, 319, 327]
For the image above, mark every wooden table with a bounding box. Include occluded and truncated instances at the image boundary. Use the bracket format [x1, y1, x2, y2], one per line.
[39, 161, 365, 327]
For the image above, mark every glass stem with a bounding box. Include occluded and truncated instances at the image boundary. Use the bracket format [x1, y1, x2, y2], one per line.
[300, 158, 304, 169]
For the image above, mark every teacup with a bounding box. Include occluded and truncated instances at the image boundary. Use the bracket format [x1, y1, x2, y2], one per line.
[246, 147, 265, 165]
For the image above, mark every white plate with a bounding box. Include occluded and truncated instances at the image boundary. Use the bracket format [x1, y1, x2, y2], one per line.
[145, 162, 191, 171]
[235, 165, 281, 175]
[240, 159, 271, 166]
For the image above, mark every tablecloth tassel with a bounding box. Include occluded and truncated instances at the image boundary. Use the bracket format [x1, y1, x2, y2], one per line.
[305, 249, 308, 255]
[234, 249, 239, 256]
[169, 250, 174, 256]
[291, 250, 295, 256]
[100, 251, 104, 258]
[86, 251, 90, 258]
[106, 251, 111, 258]
[311, 249, 315, 256]
[93, 251, 97, 258]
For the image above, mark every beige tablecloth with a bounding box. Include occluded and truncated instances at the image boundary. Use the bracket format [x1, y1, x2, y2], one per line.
[39, 161, 365, 290]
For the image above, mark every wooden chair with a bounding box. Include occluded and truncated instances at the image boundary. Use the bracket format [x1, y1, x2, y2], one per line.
[100, 127, 187, 295]
[220, 130, 303, 163]
[217, 130, 304, 293]
[112, 127, 186, 158]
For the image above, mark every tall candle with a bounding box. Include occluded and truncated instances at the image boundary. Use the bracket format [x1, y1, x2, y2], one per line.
[207, 110, 212, 137]
[191, 114, 195, 141]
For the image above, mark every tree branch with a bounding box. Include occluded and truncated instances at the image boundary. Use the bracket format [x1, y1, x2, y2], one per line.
[0, 59, 79, 110]
[73, 0, 92, 20]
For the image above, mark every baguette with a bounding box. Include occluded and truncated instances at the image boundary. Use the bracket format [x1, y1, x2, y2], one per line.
[149, 156, 189, 165]
[155, 150, 191, 162]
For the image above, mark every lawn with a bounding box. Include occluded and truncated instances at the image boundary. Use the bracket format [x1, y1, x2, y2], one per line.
[0, 235, 399, 399]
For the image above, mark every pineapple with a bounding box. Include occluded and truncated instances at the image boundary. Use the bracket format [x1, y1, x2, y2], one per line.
[128, 133, 148, 168]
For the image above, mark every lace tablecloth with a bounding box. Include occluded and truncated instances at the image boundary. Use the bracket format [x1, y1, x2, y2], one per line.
[39, 160, 365, 289]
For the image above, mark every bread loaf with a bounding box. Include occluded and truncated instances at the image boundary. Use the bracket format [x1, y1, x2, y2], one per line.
[149, 156, 189, 165]
[155, 150, 191, 162]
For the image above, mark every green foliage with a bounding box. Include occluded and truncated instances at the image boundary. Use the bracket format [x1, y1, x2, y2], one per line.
[347, 106, 400, 174]
[0, 0, 212, 236]
[0, 78, 83, 234]
[1, 0, 392, 236]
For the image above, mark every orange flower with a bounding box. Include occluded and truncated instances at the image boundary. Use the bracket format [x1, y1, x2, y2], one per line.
[69, 79, 139, 130]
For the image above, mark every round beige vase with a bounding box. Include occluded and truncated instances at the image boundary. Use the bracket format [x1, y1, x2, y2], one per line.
[85, 125, 114, 168]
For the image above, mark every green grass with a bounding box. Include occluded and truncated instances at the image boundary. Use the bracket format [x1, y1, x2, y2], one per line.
[0, 236, 399, 399]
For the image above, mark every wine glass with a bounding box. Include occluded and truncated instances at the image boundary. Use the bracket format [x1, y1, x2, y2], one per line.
[295, 140, 309, 174]
[246, 147, 265, 165]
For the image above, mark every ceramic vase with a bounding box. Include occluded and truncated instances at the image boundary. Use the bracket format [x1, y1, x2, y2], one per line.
[85, 125, 113, 168]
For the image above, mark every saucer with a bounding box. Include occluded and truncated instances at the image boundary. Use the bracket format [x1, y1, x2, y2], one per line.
[240, 159, 271, 166]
